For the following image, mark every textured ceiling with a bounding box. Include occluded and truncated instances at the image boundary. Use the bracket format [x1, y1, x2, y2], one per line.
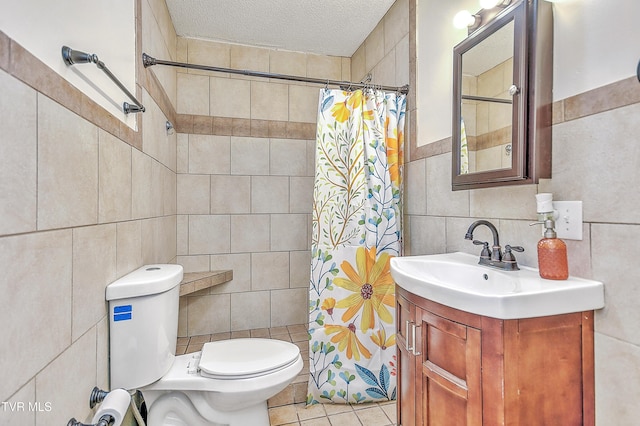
[165, 0, 396, 57]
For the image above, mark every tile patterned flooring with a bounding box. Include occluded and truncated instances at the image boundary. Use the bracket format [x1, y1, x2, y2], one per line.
[177, 325, 398, 426]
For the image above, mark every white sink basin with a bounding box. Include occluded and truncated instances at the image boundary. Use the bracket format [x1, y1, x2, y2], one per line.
[390, 252, 604, 319]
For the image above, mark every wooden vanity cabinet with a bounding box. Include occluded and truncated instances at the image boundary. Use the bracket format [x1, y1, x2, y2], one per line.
[396, 286, 595, 426]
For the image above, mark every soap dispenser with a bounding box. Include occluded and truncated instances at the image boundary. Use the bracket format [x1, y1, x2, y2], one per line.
[532, 193, 569, 280]
[537, 219, 569, 280]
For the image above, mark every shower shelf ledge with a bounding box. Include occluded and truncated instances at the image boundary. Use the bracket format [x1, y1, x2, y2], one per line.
[179, 270, 233, 297]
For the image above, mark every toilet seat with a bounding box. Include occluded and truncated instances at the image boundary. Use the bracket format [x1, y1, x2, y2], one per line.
[199, 338, 300, 380]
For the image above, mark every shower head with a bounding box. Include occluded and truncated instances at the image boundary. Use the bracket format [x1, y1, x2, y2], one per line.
[61, 46, 97, 66]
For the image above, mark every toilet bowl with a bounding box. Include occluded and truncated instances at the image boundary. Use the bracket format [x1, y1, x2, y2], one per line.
[106, 265, 303, 426]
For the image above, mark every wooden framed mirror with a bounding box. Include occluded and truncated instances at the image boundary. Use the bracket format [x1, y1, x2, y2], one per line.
[451, 0, 553, 190]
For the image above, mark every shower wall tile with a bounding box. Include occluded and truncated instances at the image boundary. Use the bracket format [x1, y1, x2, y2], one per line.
[231, 290, 271, 331]
[210, 253, 252, 294]
[162, 164, 177, 216]
[271, 288, 308, 327]
[290, 176, 314, 213]
[365, 21, 385, 72]
[395, 35, 410, 86]
[252, 251, 290, 291]
[177, 73, 209, 115]
[188, 134, 231, 174]
[341, 57, 351, 81]
[270, 139, 309, 176]
[189, 215, 231, 254]
[351, 43, 367, 83]
[289, 85, 319, 123]
[231, 44, 270, 75]
[251, 81, 289, 121]
[131, 147, 154, 219]
[99, 130, 132, 223]
[142, 90, 175, 172]
[176, 214, 189, 255]
[177, 133, 189, 173]
[0, 69, 37, 235]
[177, 174, 210, 214]
[270, 50, 307, 77]
[177, 254, 210, 274]
[230, 214, 270, 253]
[307, 54, 342, 81]
[210, 175, 251, 214]
[290, 250, 311, 289]
[187, 293, 231, 335]
[0, 230, 72, 403]
[385, 0, 410, 55]
[37, 95, 98, 230]
[271, 214, 309, 251]
[251, 176, 290, 213]
[116, 220, 143, 277]
[230, 136, 270, 175]
[374, 50, 397, 87]
[187, 38, 231, 76]
[72, 224, 117, 341]
[142, 215, 177, 265]
[210, 77, 251, 118]
[35, 328, 96, 426]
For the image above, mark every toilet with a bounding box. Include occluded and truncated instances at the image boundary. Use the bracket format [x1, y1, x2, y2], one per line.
[106, 264, 303, 426]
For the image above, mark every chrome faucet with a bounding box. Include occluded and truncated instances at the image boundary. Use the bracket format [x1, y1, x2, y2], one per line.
[464, 220, 523, 271]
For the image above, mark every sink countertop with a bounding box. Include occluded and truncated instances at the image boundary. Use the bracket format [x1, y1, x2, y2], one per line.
[390, 252, 604, 320]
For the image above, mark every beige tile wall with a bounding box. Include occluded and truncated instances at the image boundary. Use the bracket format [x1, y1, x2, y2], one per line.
[0, 0, 177, 423]
[174, 37, 351, 336]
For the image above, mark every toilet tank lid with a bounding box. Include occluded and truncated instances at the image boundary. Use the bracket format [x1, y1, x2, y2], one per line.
[106, 264, 184, 301]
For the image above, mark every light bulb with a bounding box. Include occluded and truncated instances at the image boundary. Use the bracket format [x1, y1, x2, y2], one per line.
[453, 10, 476, 29]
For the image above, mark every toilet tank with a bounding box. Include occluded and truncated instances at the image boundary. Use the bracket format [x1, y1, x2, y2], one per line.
[106, 264, 183, 390]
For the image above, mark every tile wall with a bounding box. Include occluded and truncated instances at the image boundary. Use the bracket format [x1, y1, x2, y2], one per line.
[173, 38, 351, 336]
[0, 0, 177, 423]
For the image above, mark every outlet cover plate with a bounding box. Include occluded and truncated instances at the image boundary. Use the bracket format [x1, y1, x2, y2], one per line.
[553, 201, 583, 240]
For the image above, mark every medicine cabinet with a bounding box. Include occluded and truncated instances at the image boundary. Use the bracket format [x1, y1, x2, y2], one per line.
[451, 0, 553, 190]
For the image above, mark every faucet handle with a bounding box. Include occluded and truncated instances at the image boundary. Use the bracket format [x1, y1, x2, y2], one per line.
[472, 240, 491, 259]
[502, 245, 523, 271]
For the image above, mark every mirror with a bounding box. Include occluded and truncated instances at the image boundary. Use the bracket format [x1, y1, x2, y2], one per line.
[460, 21, 514, 174]
[452, 0, 552, 190]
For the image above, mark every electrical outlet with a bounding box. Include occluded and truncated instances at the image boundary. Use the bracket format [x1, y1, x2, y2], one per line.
[553, 201, 583, 240]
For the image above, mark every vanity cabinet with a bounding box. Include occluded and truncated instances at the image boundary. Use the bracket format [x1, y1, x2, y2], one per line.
[396, 286, 595, 426]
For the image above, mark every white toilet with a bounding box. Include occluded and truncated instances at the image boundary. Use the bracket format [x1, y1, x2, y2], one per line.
[106, 264, 303, 426]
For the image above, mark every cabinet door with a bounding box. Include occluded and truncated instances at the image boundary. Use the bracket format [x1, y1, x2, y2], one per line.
[417, 309, 482, 425]
[396, 294, 420, 426]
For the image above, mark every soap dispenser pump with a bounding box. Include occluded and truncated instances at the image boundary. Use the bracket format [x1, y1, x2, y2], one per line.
[537, 218, 569, 280]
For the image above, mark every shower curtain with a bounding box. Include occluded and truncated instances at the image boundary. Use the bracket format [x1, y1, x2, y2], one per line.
[307, 88, 406, 405]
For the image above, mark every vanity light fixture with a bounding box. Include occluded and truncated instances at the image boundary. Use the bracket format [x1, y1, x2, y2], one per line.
[454, 0, 513, 31]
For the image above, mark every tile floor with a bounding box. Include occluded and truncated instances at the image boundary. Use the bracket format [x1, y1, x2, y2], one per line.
[177, 324, 398, 426]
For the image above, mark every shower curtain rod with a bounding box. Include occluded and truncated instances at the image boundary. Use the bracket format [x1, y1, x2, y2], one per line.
[142, 53, 409, 95]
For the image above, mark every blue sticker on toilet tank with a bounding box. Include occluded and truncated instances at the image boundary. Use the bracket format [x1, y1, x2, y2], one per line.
[114, 305, 132, 321]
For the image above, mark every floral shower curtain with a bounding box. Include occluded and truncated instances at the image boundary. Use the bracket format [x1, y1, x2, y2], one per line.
[307, 88, 406, 405]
